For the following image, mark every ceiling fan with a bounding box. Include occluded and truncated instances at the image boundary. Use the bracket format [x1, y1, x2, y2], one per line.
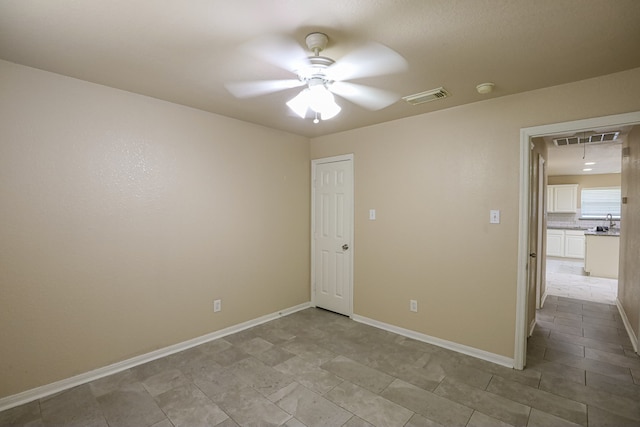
[225, 32, 408, 123]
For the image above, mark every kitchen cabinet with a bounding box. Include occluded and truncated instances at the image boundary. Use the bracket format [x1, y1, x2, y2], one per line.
[564, 230, 586, 258]
[584, 235, 619, 278]
[547, 184, 578, 213]
[546, 229, 585, 259]
[546, 229, 564, 257]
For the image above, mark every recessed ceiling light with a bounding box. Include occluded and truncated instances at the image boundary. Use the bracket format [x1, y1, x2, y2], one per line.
[582, 168, 592, 171]
[584, 162, 596, 165]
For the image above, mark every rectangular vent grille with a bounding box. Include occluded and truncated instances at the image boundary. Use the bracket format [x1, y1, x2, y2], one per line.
[402, 87, 450, 105]
[553, 132, 619, 146]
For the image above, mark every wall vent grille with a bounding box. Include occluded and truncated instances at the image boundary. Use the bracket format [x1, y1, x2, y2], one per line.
[402, 87, 450, 105]
[553, 132, 620, 146]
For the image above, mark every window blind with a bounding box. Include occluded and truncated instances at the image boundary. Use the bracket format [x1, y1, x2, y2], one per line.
[581, 187, 621, 218]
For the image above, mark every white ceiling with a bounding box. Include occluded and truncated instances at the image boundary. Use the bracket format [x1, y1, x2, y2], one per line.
[1, 0, 640, 138]
[544, 126, 632, 176]
[546, 140, 622, 176]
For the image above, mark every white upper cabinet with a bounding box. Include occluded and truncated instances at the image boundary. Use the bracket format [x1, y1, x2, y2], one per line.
[547, 184, 578, 213]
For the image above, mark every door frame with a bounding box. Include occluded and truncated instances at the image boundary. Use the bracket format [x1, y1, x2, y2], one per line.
[310, 154, 355, 316]
[535, 154, 545, 311]
[515, 111, 640, 370]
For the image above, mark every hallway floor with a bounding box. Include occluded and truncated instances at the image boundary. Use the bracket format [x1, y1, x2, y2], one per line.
[545, 258, 618, 304]
[2, 299, 639, 427]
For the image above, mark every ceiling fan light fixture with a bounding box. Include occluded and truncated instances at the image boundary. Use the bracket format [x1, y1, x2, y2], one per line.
[287, 81, 341, 121]
[308, 84, 341, 120]
[286, 89, 310, 118]
[231, 31, 405, 123]
[319, 97, 341, 120]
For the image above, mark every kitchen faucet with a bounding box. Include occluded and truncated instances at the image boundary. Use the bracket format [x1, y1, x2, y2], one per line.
[605, 213, 615, 229]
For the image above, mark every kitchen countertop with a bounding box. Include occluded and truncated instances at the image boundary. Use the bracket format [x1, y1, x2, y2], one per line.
[547, 226, 589, 230]
[547, 225, 620, 236]
[584, 229, 620, 237]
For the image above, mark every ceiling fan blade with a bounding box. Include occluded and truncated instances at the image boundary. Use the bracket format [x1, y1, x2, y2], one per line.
[225, 79, 305, 98]
[240, 35, 310, 73]
[330, 82, 400, 110]
[326, 42, 408, 81]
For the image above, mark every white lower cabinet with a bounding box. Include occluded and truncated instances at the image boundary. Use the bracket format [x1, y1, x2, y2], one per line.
[546, 230, 564, 257]
[546, 229, 585, 259]
[564, 230, 586, 258]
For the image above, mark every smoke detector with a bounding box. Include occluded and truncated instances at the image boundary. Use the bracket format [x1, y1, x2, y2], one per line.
[476, 82, 495, 94]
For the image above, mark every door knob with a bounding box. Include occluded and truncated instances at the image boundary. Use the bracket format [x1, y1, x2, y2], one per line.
[529, 252, 537, 258]
[342, 244, 349, 251]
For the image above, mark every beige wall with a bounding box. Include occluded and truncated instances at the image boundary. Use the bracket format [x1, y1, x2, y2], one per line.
[0, 61, 310, 398]
[310, 67, 640, 359]
[2, 58, 640, 400]
[618, 126, 640, 343]
[548, 174, 621, 208]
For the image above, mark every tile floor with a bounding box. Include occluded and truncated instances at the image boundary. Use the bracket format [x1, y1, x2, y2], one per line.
[1, 298, 639, 427]
[545, 258, 618, 304]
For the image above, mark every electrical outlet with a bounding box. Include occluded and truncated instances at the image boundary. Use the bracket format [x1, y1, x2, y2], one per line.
[410, 299, 418, 312]
[213, 299, 221, 312]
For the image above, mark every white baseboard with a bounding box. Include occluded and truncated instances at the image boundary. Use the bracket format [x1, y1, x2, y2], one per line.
[352, 314, 514, 369]
[541, 291, 549, 308]
[616, 298, 639, 353]
[0, 302, 310, 412]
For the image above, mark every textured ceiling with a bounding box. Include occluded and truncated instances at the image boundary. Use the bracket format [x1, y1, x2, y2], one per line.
[544, 126, 632, 176]
[546, 141, 622, 176]
[1, 0, 640, 138]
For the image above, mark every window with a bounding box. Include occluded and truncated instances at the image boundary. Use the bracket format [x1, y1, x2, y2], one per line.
[581, 187, 621, 218]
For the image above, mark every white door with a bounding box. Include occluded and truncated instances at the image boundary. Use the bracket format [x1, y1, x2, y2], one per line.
[528, 151, 543, 335]
[312, 156, 353, 316]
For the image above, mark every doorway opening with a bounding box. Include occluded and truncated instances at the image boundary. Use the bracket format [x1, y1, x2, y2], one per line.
[543, 127, 625, 306]
[515, 111, 640, 370]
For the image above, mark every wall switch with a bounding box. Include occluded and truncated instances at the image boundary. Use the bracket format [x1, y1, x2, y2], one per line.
[213, 299, 221, 312]
[410, 299, 418, 312]
[369, 209, 376, 220]
[490, 210, 500, 224]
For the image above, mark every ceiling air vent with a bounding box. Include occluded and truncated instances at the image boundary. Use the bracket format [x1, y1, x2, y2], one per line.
[553, 131, 620, 147]
[402, 87, 450, 105]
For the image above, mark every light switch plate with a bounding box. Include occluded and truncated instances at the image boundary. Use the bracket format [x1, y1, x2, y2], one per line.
[490, 210, 500, 224]
[369, 209, 376, 220]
